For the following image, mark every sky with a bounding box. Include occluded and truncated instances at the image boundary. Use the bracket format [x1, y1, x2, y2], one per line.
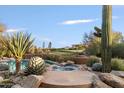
[0, 5, 124, 48]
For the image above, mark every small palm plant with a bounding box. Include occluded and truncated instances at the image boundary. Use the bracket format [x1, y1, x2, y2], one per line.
[0, 32, 34, 74]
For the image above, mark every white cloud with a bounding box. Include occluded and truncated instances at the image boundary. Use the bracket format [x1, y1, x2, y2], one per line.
[60, 18, 98, 25]
[6, 28, 26, 32]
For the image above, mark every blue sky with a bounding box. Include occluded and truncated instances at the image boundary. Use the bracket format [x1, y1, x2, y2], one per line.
[0, 5, 124, 48]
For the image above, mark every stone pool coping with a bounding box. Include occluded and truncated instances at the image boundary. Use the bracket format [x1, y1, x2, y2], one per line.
[40, 71, 96, 88]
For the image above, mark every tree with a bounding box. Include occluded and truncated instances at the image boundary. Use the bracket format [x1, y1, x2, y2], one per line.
[83, 32, 101, 56]
[83, 31, 123, 56]
[0, 32, 34, 74]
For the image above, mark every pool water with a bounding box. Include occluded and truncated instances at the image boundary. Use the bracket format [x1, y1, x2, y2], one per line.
[7, 59, 59, 73]
[7, 59, 28, 73]
[7, 59, 80, 73]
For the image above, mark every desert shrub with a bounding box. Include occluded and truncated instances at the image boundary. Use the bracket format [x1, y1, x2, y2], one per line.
[112, 43, 124, 58]
[111, 58, 124, 71]
[38, 53, 77, 63]
[92, 63, 102, 72]
[86, 56, 101, 67]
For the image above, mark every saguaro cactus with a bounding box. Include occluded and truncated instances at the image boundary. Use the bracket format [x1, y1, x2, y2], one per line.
[101, 5, 112, 73]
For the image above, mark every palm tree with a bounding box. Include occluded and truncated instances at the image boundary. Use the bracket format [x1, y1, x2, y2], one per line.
[0, 32, 34, 74]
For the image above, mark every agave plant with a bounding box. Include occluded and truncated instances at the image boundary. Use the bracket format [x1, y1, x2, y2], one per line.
[0, 32, 34, 74]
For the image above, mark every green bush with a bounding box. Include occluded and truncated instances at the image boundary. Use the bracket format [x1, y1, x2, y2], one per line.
[86, 56, 101, 67]
[112, 43, 124, 58]
[87, 57, 124, 71]
[40, 53, 77, 63]
[92, 63, 102, 72]
[111, 58, 124, 71]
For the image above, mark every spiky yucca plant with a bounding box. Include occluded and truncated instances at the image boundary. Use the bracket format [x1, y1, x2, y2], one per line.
[0, 32, 34, 74]
[25, 56, 46, 75]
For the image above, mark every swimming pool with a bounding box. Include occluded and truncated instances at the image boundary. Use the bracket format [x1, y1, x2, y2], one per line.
[7, 59, 29, 73]
[7, 59, 59, 73]
[7, 59, 80, 73]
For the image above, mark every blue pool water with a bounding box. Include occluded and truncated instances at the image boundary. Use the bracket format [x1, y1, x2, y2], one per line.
[7, 59, 29, 73]
[7, 59, 59, 73]
[7, 59, 80, 73]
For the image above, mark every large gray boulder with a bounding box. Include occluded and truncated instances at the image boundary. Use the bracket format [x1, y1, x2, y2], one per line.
[99, 73, 124, 88]
[111, 71, 124, 78]
[21, 75, 43, 88]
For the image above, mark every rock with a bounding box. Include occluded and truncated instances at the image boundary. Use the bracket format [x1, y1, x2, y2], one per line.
[111, 71, 124, 78]
[61, 62, 67, 66]
[74, 55, 89, 64]
[0, 76, 3, 83]
[11, 76, 27, 85]
[87, 67, 92, 71]
[21, 75, 43, 88]
[46, 66, 53, 71]
[92, 79, 112, 88]
[11, 84, 22, 88]
[80, 65, 89, 71]
[92, 75, 111, 88]
[0, 63, 9, 71]
[66, 60, 75, 64]
[99, 73, 124, 88]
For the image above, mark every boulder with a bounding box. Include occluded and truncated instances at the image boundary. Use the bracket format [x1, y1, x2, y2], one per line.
[92, 75, 111, 88]
[61, 62, 67, 66]
[73, 55, 89, 64]
[11, 76, 27, 85]
[0, 76, 3, 83]
[21, 75, 43, 88]
[66, 60, 75, 64]
[111, 71, 124, 78]
[99, 73, 124, 88]
[11, 84, 22, 88]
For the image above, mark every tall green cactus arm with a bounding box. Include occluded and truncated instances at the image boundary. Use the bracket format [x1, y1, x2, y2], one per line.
[94, 26, 102, 37]
[94, 26, 102, 32]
